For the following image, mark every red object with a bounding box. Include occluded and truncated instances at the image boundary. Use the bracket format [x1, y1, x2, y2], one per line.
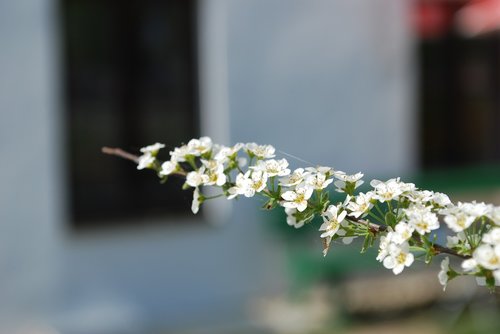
[413, 0, 500, 38]
[412, 1, 457, 39]
[456, 0, 500, 35]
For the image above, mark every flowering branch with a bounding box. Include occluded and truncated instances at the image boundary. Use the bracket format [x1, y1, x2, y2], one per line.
[103, 137, 500, 291]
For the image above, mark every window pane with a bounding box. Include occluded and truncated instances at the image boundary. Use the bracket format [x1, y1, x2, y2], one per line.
[62, 0, 199, 228]
[419, 27, 500, 168]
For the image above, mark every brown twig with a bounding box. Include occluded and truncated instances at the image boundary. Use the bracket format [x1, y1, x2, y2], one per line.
[102, 146, 187, 177]
[433, 244, 471, 259]
[349, 216, 386, 233]
[102, 147, 140, 164]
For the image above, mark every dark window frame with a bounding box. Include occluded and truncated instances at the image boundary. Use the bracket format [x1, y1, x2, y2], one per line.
[61, 0, 201, 229]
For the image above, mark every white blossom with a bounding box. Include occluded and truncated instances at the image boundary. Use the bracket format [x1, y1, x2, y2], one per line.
[399, 181, 417, 193]
[392, 222, 414, 244]
[137, 154, 156, 170]
[279, 168, 309, 187]
[438, 257, 450, 290]
[305, 172, 333, 190]
[159, 160, 177, 176]
[346, 192, 373, 218]
[228, 171, 268, 199]
[446, 232, 468, 249]
[249, 170, 269, 194]
[186, 168, 209, 187]
[334, 172, 364, 192]
[404, 205, 440, 235]
[191, 187, 202, 214]
[370, 178, 405, 202]
[251, 158, 291, 177]
[169, 145, 191, 162]
[458, 201, 489, 218]
[319, 205, 349, 256]
[487, 206, 500, 225]
[443, 211, 476, 233]
[213, 143, 244, 162]
[473, 244, 500, 270]
[440, 202, 487, 233]
[377, 231, 394, 262]
[319, 205, 347, 239]
[461, 258, 478, 272]
[227, 173, 253, 199]
[482, 227, 500, 245]
[285, 208, 304, 229]
[140, 142, 165, 155]
[432, 192, 452, 207]
[405, 190, 434, 203]
[306, 166, 333, 175]
[281, 185, 313, 212]
[201, 160, 227, 186]
[245, 143, 275, 159]
[187, 136, 213, 156]
[382, 242, 414, 275]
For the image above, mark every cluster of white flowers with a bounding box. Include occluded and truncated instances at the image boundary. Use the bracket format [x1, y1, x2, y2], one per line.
[137, 142, 165, 170]
[134, 137, 500, 291]
[459, 226, 500, 286]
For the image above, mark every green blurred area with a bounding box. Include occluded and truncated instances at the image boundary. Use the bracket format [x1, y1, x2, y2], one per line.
[412, 164, 500, 193]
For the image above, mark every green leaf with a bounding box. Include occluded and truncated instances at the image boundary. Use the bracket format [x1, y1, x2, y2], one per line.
[409, 246, 426, 253]
[419, 234, 431, 249]
[486, 274, 496, 291]
[361, 233, 374, 253]
[385, 212, 396, 227]
[448, 269, 459, 281]
[276, 185, 282, 196]
[424, 250, 433, 264]
[345, 182, 356, 196]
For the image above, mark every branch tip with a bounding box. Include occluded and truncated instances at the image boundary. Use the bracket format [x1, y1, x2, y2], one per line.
[101, 146, 140, 163]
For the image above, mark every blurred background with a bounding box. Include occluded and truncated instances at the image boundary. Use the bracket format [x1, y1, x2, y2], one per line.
[1, 0, 500, 333]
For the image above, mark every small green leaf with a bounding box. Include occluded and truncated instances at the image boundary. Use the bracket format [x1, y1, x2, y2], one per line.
[345, 182, 356, 196]
[385, 212, 396, 227]
[424, 250, 433, 264]
[409, 246, 426, 253]
[448, 269, 459, 281]
[421, 235, 432, 248]
[486, 274, 496, 291]
[361, 234, 374, 253]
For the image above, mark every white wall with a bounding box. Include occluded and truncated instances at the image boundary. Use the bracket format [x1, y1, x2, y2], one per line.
[0, 0, 415, 332]
[227, 0, 416, 177]
[0, 0, 63, 329]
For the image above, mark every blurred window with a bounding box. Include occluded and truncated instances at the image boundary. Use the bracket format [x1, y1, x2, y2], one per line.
[418, 2, 500, 168]
[62, 0, 199, 228]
